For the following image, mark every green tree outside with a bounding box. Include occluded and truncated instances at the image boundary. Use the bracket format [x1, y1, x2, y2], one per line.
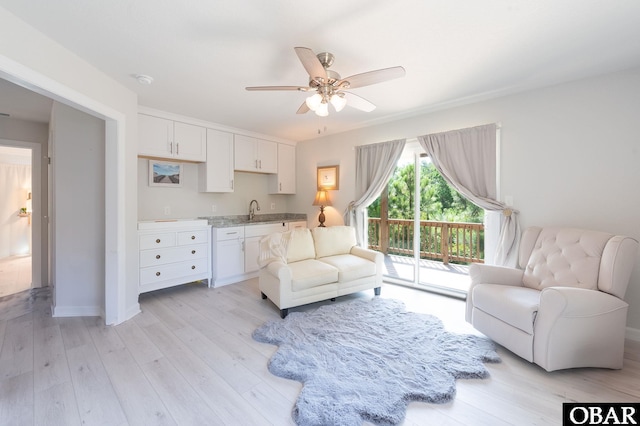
[368, 160, 483, 223]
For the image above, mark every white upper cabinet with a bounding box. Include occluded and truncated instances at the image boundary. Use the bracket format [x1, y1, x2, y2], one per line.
[173, 121, 206, 161]
[269, 143, 296, 194]
[138, 114, 206, 162]
[199, 129, 234, 193]
[234, 134, 277, 173]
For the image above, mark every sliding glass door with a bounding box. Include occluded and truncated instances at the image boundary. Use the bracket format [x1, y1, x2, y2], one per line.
[368, 140, 484, 296]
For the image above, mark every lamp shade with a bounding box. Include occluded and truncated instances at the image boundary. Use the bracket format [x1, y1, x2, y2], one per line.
[330, 94, 347, 112]
[315, 102, 329, 117]
[312, 190, 331, 207]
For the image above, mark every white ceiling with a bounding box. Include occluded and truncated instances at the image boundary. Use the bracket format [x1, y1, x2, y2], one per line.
[1, 0, 640, 141]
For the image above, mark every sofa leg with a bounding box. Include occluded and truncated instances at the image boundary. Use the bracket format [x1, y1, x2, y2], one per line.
[374, 287, 381, 296]
[261, 292, 267, 300]
[280, 308, 288, 319]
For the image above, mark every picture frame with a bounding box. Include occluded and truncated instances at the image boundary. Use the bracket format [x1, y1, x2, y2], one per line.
[149, 160, 183, 187]
[317, 165, 339, 190]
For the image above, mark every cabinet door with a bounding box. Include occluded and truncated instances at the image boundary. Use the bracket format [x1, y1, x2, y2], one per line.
[234, 134, 257, 172]
[174, 122, 206, 162]
[269, 143, 295, 194]
[215, 238, 244, 280]
[199, 129, 234, 192]
[244, 235, 261, 273]
[257, 139, 278, 173]
[138, 114, 173, 158]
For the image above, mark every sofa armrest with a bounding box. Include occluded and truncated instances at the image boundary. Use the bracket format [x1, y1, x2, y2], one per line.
[264, 261, 292, 282]
[350, 246, 383, 265]
[350, 246, 383, 288]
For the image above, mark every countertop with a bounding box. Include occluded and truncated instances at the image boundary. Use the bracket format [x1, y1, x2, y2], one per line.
[199, 213, 307, 228]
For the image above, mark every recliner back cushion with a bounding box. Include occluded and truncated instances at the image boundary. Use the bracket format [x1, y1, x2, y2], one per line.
[312, 226, 357, 258]
[522, 227, 612, 290]
[286, 228, 316, 263]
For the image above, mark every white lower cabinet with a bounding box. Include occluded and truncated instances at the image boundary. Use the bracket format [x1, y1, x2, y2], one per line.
[211, 220, 306, 287]
[138, 220, 211, 294]
[211, 226, 245, 287]
[244, 223, 288, 274]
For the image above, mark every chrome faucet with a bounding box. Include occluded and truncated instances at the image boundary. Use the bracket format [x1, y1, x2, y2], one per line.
[249, 199, 261, 221]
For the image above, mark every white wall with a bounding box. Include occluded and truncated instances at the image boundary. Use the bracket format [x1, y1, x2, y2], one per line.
[0, 6, 139, 324]
[50, 102, 105, 316]
[293, 68, 640, 332]
[137, 158, 294, 220]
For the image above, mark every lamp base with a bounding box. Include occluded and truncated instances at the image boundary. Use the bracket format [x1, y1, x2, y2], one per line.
[318, 206, 326, 227]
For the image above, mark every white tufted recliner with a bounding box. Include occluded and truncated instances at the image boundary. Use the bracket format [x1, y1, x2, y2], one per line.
[466, 226, 638, 371]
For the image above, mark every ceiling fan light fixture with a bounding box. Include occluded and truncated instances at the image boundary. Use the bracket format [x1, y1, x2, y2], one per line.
[330, 94, 347, 112]
[305, 93, 323, 111]
[315, 102, 329, 117]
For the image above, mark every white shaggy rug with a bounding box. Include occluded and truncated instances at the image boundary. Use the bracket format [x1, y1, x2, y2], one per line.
[252, 297, 500, 426]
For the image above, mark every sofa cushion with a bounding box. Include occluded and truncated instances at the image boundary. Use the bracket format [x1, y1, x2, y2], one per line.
[289, 259, 339, 291]
[473, 284, 540, 334]
[522, 227, 612, 291]
[312, 226, 357, 258]
[318, 254, 376, 283]
[286, 228, 316, 263]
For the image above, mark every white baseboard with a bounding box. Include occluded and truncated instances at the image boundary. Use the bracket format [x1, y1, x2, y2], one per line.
[626, 326, 640, 342]
[123, 303, 141, 324]
[52, 305, 102, 317]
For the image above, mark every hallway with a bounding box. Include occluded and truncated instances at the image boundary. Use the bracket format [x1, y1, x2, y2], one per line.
[0, 255, 31, 298]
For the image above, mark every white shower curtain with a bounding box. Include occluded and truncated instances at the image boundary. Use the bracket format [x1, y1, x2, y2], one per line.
[0, 163, 32, 258]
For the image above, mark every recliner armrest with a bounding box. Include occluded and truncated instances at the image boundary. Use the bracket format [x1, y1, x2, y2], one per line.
[466, 264, 524, 323]
[469, 263, 524, 286]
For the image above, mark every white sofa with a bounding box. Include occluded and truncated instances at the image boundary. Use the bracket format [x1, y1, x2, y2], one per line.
[466, 226, 638, 371]
[258, 226, 383, 318]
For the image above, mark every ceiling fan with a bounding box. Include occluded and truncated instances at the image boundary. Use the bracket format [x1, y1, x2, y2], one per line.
[246, 47, 406, 117]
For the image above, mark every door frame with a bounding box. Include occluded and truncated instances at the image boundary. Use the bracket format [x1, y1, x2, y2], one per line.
[0, 138, 43, 288]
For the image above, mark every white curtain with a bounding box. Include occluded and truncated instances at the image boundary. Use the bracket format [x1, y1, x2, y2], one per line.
[0, 163, 32, 258]
[344, 139, 406, 246]
[417, 124, 519, 266]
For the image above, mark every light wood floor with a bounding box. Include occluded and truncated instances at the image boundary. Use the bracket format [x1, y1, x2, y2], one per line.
[0, 255, 32, 298]
[1, 279, 639, 426]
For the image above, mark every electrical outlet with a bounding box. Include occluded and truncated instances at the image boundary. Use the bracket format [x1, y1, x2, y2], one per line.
[271, 203, 276, 210]
[164, 206, 171, 216]
[212, 204, 217, 212]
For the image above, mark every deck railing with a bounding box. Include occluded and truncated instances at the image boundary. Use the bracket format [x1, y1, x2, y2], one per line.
[368, 218, 484, 265]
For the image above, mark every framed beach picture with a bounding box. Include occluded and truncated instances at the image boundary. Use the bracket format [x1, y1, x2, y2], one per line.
[317, 165, 339, 190]
[149, 160, 183, 187]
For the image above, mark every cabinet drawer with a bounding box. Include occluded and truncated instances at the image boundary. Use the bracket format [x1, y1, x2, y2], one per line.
[139, 232, 176, 250]
[140, 243, 208, 268]
[177, 229, 209, 245]
[140, 258, 209, 285]
[244, 223, 287, 238]
[213, 226, 245, 241]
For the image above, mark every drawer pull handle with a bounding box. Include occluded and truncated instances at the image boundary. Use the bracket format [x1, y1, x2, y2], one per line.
[156, 239, 161, 243]
[191, 250, 196, 254]
[191, 265, 196, 270]
[156, 255, 161, 259]
[156, 272, 161, 276]
[226, 232, 237, 235]
[191, 235, 196, 240]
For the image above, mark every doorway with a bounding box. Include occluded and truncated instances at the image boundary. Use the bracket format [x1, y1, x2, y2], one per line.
[0, 145, 33, 297]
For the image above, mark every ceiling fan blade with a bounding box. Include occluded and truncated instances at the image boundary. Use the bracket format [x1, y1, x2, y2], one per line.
[245, 86, 308, 91]
[296, 102, 310, 114]
[294, 47, 327, 82]
[339, 66, 406, 89]
[343, 91, 376, 112]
